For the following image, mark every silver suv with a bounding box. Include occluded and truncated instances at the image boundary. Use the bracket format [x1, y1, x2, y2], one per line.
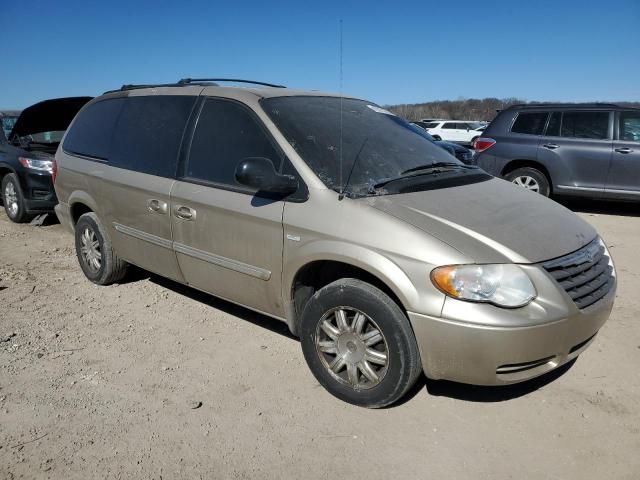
[53, 79, 616, 407]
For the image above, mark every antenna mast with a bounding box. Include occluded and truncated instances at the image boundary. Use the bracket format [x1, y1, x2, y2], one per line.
[338, 19, 345, 199]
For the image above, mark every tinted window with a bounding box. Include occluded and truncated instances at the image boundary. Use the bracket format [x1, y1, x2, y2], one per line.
[561, 111, 609, 139]
[546, 112, 561, 137]
[186, 99, 282, 187]
[109, 96, 195, 177]
[511, 112, 548, 135]
[619, 111, 640, 142]
[63, 99, 124, 159]
[425, 122, 439, 128]
[442, 123, 457, 129]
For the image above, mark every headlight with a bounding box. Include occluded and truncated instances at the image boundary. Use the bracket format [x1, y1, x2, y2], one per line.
[431, 264, 536, 308]
[19, 156, 53, 173]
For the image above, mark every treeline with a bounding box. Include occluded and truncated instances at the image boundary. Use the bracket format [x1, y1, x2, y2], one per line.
[385, 98, 640, 122]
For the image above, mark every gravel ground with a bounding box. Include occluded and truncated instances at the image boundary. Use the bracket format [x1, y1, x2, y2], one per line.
[1, 200, 639, 479]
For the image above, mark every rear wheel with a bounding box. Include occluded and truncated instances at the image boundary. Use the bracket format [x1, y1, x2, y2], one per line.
[1, 173, 31, 223]
[75, 212, 128, 285]
[505, 167, 550, 196]
[300, 278, 422, 408]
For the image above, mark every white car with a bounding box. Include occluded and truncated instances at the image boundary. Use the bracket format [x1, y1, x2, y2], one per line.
[423, 120, 483, 146]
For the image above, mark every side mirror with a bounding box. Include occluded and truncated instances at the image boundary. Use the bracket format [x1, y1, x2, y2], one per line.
[235, 157, 298, 195]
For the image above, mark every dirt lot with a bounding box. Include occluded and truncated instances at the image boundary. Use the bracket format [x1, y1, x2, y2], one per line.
[1, 200, 639, 479]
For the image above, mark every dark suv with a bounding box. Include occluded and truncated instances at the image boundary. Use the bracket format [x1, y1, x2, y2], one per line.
[475, 104, 640, 200]
[0, 97, 91, 222]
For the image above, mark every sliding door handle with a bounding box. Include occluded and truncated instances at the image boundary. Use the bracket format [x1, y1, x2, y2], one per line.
[542, 143, 559, 150]
[147, 199, 168, 214]
[175, 205, 196, 221]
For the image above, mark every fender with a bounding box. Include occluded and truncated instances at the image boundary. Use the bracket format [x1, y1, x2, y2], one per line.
[283, 239, 421, 332]
[67, 190, 100, 220]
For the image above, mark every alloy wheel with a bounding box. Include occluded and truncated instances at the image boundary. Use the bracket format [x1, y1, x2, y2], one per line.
[512, 175, 540, 192]
[315, 307, 389, 390]
[4, 181, 19, 217]
[80, 227, 102, 272]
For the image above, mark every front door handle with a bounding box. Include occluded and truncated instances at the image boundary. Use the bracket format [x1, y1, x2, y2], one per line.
[175, 205, 196, 221]
[543, 143, 559, 150]
[615, 147, 633, 154]
[147, 199, 168, 214]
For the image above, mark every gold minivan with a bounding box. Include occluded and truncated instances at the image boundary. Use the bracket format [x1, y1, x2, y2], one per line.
[54, 79, 616, 407]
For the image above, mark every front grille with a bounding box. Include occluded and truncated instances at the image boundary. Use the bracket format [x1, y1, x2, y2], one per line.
[542, 238, 614, 309]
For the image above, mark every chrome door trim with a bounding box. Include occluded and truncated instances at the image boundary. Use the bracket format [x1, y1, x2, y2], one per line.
[113, 223, 173, 250]
[555, 185, 603, 192]
[173, 242, 271, 281]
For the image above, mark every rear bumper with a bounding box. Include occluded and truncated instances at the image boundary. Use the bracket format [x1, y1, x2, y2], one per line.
[408, 283, 615, 385]
[54, 202, 73, 232]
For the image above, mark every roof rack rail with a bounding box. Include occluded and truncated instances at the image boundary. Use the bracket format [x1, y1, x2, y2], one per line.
[177, 78, 286, 88]
[103, 78, 286, 94]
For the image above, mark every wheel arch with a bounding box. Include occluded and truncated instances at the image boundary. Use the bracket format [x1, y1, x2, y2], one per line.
[68, 191, 100, 226]
[284, 243, 419, 336]
[501, 160, 553, 191]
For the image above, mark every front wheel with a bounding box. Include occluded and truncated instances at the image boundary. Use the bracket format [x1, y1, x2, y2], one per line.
[300, 278, 422, 408]
[505, 167, 551, 196]
[1, 173, 31, 223]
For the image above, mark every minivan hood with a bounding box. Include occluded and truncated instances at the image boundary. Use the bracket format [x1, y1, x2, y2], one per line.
[9, 97, 92, 139]
[363, 177, 596, 264]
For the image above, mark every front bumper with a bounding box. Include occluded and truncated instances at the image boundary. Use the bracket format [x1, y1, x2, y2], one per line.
[408, 281, 615, 385]
[21, 170, 57, 213]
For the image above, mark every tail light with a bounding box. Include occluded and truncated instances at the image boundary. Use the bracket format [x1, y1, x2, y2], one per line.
[474, 137, 496, 153]
[52, 159, 58, 184]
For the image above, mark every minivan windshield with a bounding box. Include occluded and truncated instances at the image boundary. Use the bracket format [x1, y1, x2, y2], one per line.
[261, 96, 487, 197]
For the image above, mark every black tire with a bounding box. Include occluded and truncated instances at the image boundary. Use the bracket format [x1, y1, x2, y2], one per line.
[504, 167, 551, 197]
[300, 278, 422, 408]
[1, 173, 32, 223]
[75, 212, 127, 285]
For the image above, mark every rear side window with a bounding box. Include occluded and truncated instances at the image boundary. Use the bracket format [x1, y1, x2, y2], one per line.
[619, 111, 640, 142]
[511, 112, 548, 135]
[561, 111, 609, 140]
[186, 98, 283, 188]
[63, 99, 124, 159]
[545, 112, 561, 137]
[109, 96, 196, 177]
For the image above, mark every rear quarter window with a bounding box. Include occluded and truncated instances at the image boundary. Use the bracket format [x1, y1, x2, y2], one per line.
[511, 112, 548, 135]
[63, 98, 125, 159]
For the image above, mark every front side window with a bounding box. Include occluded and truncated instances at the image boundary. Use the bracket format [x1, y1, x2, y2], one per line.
[560, 111, 610, 140]
[619, 111, 640, 142]
[261, 96, 488, 197]
[511, 112, 548, 135]
[442, 122, 457, 129]
[186, 98, 283, 187]
[425, 122, 439, 128]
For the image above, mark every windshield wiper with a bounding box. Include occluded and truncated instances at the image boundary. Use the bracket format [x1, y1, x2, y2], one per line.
[373, 162, 475, 189]
[401, 162, 473, 175]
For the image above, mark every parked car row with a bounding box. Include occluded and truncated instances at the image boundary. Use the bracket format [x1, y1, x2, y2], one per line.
[474, 103, 640, 200]
[413, 120, 485, 146]
[0, 81, 618, 408]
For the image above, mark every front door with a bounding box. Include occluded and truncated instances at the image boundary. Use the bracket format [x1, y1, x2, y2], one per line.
[606, 110, 640, 200]
[170, 97, 287, 317]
